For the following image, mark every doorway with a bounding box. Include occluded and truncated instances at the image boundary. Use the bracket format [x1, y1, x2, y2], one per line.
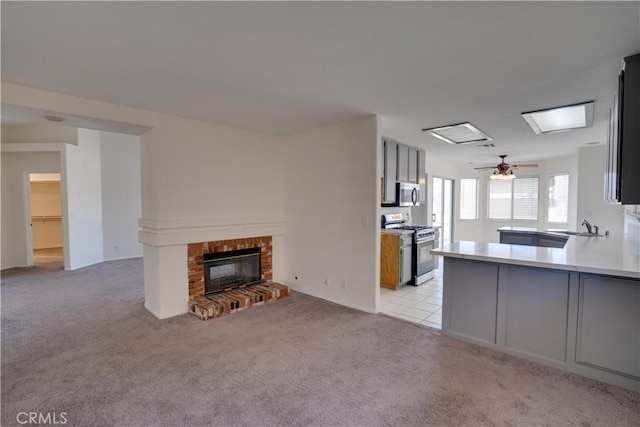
[432, 176, 454, 248]
[29, 173, 64, 269]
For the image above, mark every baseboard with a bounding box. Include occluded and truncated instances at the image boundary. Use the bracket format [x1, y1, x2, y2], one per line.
[290, 287, 377, 314]
[103, 255, 143, 262]
[144, 302, 189, 320]
[66, 259, 103, 271]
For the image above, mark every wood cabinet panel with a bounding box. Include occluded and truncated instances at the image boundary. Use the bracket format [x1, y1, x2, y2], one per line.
[380, 234, 400, 289]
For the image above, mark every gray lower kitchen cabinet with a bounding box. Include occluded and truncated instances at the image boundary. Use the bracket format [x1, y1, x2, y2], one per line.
[499, 229, 567, 248]
[445, 258, 498, 345]
[441, 256, 640, 391]
[502, 266, 570, 363]
[576, 275, 640, 379]
[499, 232, 536, 246]
[536, 234, 569, 248]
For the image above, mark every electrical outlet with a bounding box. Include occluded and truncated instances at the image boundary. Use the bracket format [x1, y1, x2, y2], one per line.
[341, 280, 347, 290]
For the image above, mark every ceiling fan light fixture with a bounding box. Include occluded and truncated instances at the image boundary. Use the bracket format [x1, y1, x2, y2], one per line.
[422, 122, 493, 145]
[489, 169, 516, 180]
[521, 101, 594, 135]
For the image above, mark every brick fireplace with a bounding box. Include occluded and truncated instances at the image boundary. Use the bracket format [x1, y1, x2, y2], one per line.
[187, 236, 289, 320]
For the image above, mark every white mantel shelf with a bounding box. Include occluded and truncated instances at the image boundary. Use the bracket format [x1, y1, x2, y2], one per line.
[138, 215, 285, 247]
[432, 233, 640, 279]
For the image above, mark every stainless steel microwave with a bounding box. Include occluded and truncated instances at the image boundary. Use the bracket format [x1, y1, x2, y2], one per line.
[396, 182, 420, 207]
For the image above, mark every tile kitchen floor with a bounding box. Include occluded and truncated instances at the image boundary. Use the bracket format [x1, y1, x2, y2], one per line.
[379, 265, 443, 329]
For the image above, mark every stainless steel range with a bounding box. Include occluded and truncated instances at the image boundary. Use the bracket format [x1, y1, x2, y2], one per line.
[382, 213, 437, 285]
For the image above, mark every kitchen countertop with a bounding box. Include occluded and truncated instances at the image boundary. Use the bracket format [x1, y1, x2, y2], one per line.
[432, 231, 640, 279]
[381, 229, 414, 236]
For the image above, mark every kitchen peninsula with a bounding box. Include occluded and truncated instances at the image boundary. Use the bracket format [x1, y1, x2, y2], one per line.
[432, 231, 640, 392]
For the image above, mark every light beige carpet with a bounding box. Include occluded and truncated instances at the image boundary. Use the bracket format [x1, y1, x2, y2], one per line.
[1, 259, 638, 426]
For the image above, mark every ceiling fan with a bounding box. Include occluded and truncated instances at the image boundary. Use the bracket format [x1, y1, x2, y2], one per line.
[474, 155, 538, 180]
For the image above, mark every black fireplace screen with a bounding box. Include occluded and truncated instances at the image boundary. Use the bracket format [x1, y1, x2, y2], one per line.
[204, 247, 261, 294]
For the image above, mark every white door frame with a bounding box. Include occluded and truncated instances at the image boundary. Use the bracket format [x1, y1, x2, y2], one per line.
[22, 171, 34, 267]
[3, 143, 69, 270]
[432, 175, 455, 246]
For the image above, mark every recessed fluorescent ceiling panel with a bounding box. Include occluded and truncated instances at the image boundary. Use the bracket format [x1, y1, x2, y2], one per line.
[521, 101, 594, 134]
[422, 122, 493, 145]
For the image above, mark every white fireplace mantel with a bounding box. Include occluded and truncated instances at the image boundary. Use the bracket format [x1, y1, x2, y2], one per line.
[138, 215, 285, 247]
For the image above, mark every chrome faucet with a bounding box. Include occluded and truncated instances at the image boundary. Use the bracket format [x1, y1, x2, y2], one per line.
[581, 219, 594, 234]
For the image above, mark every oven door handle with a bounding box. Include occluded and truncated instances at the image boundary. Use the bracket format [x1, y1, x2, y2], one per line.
[411, 188, 418, 205]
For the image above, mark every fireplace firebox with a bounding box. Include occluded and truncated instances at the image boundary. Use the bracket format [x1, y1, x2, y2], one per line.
[203, 247, 262, 294]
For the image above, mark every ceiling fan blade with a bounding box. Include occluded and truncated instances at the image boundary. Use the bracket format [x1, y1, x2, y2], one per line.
[511, 164, 539, 168]
[473, 166, 497, 170]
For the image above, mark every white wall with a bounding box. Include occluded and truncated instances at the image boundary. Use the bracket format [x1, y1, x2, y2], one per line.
[100, 131, 142, 260]
[65, 129, 104, 269]
[577, 146, 624, 237]
[2, 122, 78, 145]
[455, 153, 579, 243]
[139, 120, 284, 220]
[1, 151, 61, 269]
[284, 116, 380, 313]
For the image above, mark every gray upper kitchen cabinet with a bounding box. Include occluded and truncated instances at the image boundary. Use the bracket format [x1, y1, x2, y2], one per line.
[383, 139, 398, 205]
[398, 145, 420, 184]
[418, 149, 425, 203]
[397, 144, 409, 182]
[382, 138, 425, 205]
[408, 147, 418, 183]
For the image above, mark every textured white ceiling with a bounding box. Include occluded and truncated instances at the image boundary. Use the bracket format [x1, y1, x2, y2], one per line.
[2, 2, 638, 163]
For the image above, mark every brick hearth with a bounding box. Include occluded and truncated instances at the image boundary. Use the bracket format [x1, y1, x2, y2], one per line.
[187, 236, 289, 320]
[188, 283, 290, 320]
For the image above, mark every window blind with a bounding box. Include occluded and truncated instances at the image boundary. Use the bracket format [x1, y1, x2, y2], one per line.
[489, 180, 512, 219]
[488, 176, 539, 220]
[513, 177, 539, 220]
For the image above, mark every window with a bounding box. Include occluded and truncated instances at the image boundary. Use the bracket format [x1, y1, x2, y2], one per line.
[513, 177, 539, 220]
[459, 178, 478, 219]
[488, 176, 539, 220]
[548, 173, 569, 223]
